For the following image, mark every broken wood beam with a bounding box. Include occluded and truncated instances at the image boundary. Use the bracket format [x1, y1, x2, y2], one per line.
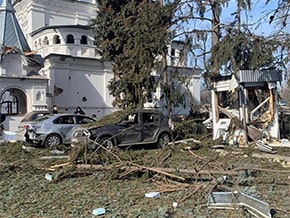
[76, 164, 239, 176]
[76, 163, 290, 176]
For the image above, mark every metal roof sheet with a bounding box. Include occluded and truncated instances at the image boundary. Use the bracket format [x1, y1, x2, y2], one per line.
[0, 0, 31, 52]
[237, 70, 281, 83]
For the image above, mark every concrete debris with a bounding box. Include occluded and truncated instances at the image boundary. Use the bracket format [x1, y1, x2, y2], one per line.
[169, 138, 201, 145]
[247, 125, 263, 141]
[208, 191, 272, 218]
[50, 149, 65, 155]
[45, 173, 54, 181]
[274, 138, 290, 147]
[172, 202, 178, 208]
[184, 144, 201, 150]
[39, 155, 70, 160]
[211, 145, 225, 149]
[228, 128, 247, 147]
[92, 208, 106, 216]
[255, 140, 277, 154]
[21, 145, 36, 152]
[145, 192, 160, 198]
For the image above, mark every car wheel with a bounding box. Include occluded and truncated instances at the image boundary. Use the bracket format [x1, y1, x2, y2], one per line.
[98, 137, 114, 150]
[157, 133, 170, 149]
[45, 134, 62, 147]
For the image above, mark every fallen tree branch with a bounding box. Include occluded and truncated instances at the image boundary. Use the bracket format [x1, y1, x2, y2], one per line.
[187, 149, 208, 161]
[154, 183, 200, 194]
[119, 168, 139, 178]
[128, 162, 186, 181]
[233, 167, 290, 173]
[273, 207, 290, 214]
[150, 147, 172, 167]
[177, 183, 210, 204]
[88, 141, 122, 162]
[49, 162, 70, 169]
[77, 162, 290, 178]
[76, 163, 239, 176]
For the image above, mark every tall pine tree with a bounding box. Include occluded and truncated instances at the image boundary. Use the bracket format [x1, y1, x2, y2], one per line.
[93, 0, 177, 109]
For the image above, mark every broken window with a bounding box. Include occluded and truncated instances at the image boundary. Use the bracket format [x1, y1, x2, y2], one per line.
[171, 48, 175, 56]
[0, 88, 26, 115]
[124, 113, 138, 123]
[143, 113, 154, 123]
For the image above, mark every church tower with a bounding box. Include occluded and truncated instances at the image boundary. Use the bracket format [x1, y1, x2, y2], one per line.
[12, 0, 114, 117]
[0, 0, 48, 131]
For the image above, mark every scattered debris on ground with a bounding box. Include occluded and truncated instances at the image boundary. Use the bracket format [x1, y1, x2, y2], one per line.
[1, 137, 290, 217]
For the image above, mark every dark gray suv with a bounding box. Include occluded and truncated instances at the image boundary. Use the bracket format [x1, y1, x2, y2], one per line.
[71, 109, 172, 149]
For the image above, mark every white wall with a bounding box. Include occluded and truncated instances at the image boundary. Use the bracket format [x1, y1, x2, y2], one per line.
[44, 56, 114, 117]
[14, 0, 97, 46]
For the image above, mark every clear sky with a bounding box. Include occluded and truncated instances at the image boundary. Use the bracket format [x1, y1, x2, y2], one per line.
[222, 0, 284, 36]
[1, 0, 284, 37]
[0, 0, 280, 35]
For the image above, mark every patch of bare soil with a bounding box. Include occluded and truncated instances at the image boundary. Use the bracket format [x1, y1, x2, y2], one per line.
[0, 140, 290, 218]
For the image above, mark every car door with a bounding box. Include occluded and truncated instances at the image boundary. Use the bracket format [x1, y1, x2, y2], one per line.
[117, 112, 143, 144]
[142, 112, 160, 142]
[53, 115, 76, 142]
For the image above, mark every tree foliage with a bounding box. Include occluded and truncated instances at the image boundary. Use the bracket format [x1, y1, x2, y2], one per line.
[268, 0, 290, 27]
[93, 0, 177, 109]
[93, 0, 290, 108]
[208, 29, 279, 76]
[172, 0, 289, 82]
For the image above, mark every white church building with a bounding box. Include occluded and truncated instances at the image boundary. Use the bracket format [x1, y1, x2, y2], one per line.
[0, 0, 201, 132]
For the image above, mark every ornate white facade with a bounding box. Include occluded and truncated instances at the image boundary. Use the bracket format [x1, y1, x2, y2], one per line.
[13, 0, 115, 119]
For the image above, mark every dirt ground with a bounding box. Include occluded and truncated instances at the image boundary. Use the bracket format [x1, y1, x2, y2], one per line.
[0, 138, 290, 218]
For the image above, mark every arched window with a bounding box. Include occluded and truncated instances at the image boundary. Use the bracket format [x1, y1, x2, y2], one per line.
[53, 35, 61, 44]
[80, 35, 87, 44]
[66, 34, 74, 44]
[0, 89, 26, 115]
[43, 36, 49, 45]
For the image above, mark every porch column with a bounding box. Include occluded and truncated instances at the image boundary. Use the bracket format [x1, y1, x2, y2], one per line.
[211, 89, 219, 140]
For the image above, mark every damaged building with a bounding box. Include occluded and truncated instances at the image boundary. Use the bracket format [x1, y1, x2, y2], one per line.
[0, 0, 48, 131]
[210, 70, 282, 146]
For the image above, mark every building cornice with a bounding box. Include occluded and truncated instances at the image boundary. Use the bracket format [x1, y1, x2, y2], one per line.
[30, 25, 92, 36]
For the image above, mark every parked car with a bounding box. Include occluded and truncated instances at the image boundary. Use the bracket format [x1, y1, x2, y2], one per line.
[16, 111, 51, 143]
[71, 109, 173, 150]
[25, 114, 96, 147]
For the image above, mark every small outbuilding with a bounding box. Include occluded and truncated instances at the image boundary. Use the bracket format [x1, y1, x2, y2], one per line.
[210, 70, 282, 145]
